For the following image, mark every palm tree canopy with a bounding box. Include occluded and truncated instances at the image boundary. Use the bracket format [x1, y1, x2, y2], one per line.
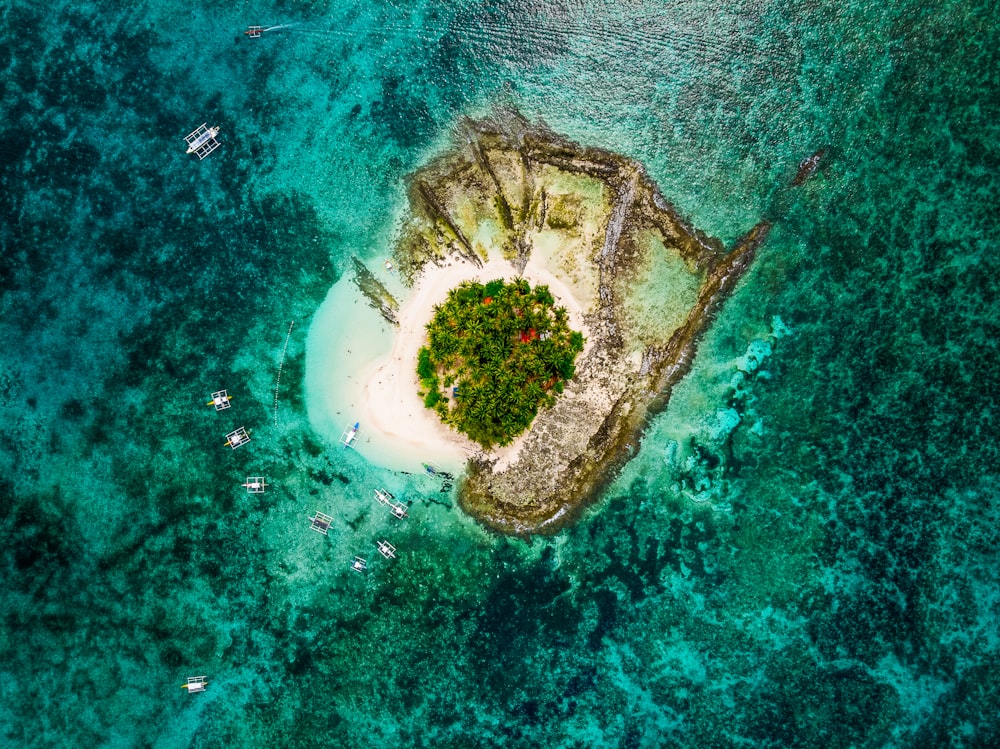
[416, 278, 585, 448]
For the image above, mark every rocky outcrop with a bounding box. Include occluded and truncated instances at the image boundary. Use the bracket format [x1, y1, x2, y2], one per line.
[393, 110, 767, 535]
[351, 257, 399, 325]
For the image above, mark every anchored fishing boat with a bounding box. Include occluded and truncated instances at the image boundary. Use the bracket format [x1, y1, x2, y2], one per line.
[341, 421, 360, 449]
[224, 426, 250, 449]
[308, 510, 333, 535]
[376, 540, 397, 559]
[207, 389, 232, 410]
[182, 676, 208, 693]
[241, 476, 267, 493]
[422, 462, 454, 480]
[184, 123, 221, 160]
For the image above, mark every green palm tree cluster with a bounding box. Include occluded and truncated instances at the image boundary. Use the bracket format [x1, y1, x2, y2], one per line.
[417, 278, 585, 448]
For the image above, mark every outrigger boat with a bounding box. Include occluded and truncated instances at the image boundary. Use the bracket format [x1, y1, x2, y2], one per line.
[241, 477, 267, 493]
[376, 540, 396, 559]
[182, 676, 208, 693]
[341, 421, 360, 449]
[184, 123, 221, 160]
[422, 462, 454, 480]
[374, 488, 407, 518]
[207, 389, 232, 411]
[350, 556, 367, 573]
[224, 426, 250, 449]
[308, 511, 333, 535]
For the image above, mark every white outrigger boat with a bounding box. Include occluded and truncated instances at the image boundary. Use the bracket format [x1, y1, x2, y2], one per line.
[374, 488, 407, 518]
[308, 510, 333, 535]
[241, 476, 267, 493]
[224, 426, 250, 449]
[184, 123, 221, 160]
[182, 676, 208, 693]
[207, 389, 232, 410]
[376, 540, 396, 559]
[341, 421, 360, 449]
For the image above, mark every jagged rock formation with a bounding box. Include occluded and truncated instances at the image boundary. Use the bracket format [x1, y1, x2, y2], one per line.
[393, 109, 768, 535]
[352, 256, 400, 325]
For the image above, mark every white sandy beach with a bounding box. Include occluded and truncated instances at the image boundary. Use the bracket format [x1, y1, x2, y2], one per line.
[305, 251, 592, 474]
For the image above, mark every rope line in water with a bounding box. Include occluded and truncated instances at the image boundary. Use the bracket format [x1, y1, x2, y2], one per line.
[274, 321, 295, 426]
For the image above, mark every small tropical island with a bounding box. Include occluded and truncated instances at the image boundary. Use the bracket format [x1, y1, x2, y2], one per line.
[328, 108, 775, 535]
[418, 278, 584, 448]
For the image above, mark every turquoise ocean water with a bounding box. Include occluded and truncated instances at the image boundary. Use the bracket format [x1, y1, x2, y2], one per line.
[2, 0, 998, 745]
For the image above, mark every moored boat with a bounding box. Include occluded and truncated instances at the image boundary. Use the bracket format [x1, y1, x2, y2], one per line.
[341, 421, 360, 449]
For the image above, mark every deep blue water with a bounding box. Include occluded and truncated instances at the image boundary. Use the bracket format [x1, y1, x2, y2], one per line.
[1, 0, 998, 746]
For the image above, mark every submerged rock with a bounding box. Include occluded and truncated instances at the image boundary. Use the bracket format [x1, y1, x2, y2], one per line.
[791, 148, 829, 186]
[393, 109, 768, 535]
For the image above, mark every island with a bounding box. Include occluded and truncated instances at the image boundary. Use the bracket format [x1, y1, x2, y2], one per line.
[345, 109, 769, 535]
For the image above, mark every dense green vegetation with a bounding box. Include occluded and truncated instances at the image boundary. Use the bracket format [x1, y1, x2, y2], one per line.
[417, 278, 585, 448]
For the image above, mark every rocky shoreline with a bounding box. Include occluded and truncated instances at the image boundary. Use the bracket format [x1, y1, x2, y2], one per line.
[391, 110, 769, 535]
